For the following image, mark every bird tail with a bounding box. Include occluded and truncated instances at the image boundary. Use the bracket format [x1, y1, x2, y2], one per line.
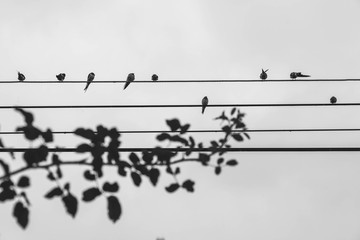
[202, 107, 205, 114]
[299, 74, 310, 77]
[123, 83, 129, 90]
[84, 84, 89, 92]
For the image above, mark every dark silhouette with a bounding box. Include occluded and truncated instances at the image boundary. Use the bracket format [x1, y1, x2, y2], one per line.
[0, 107, 249, 229]
[330, 96, 337, 104]
[201, 96, 208, 114]
[260, 69, 268, 80]
[84, 72, 95, 92]
[124, 73, 135, 90]
[290, 72, 310, 80]
[56, 73, 66, 81]
[17, 72, 25, 81]
[152, 74, 159, 81]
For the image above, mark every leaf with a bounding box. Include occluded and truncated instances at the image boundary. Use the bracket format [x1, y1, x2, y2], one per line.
[23, 145, 49, 166]
[13, 201, 29, 229]
[217, 158, 224, 165]
[226, 159, 238, 166]
[189, 136, 195, 147]
[156, 133, 171, 141]
[214, 111, 228, 121]
[215, 166, 221, 175]
[74, 128, 95, 140]
[210, 141, 219, 147]
[232, 134, 243, 141]
[148, 168, 160, 186]
[62, 193, 78, 218]
[166, 119, 181, 131]
[17, 126, 42, 141]
[165, 183, 180, 193]
[180, 124, 190, 134]
[222, 126, 231, 134]
[131, 172, 142, 187]
[41, 129, 53, 143]
[129, 152, 140, 165]
[244, 132, 251, 140]
[84, 170, 96, 181]
[142, 151, 153, 164]
[17, 176, 30, 188]
[231, 107, 236, 115]
[47, 171, 56, 181]
[15, 108, 34, 125]
[0, 188, 16, 202]
[103, 182, 119, 193]
[64, 183, 70, 191]
[0, 159, 10, 176]
[52, 154, 61, 164]
[199, 153, 210, 165]
[107, 196, 122, 223]
[175, 167, 180, 175]
[76, 144, 92, 153]
[170, 135, 189, 146]
[44, 187, 63, 199]
[182, 180, 195, 192]
[82, 188, 102, 202]
[56, 166, 63, 179]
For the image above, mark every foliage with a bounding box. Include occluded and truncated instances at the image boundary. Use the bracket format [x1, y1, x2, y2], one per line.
[0, 108, 249, 229]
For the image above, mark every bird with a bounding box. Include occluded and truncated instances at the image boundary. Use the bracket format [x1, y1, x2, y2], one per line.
[330, 96, 337, 104]
[84, 72, 95, 92]
[290, 72, 310, 80]
[124, 73, 135, 90]
[56, 73, 66, 81]
[17, 72, 25, 81]
[260, 69, 268, 80]
[201, 96, 208, 114]
[152, 74, 158, 81]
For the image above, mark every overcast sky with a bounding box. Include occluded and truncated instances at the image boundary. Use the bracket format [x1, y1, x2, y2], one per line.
[1, 0, 360, 239]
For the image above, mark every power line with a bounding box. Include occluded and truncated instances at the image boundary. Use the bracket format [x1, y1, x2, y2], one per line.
[1, 147, 360, 152]
[0, 79, 360, 83]
[1, 128, 360, 135]
[0, 103, 359, 109]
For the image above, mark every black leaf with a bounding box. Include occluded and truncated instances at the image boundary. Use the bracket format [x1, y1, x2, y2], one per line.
[64, 183, 70, 191]
[74, 128, 95, 140]
[52, 154, 61, 164]
[117, 165, 127, 177]
[226, 159, 238, 166]
[198, 143, 203, 149]
[44, 187, 63, 199]
[15, 108, 34, 125]
[166, 119, 181, 131]
[182, 180, 195, 192]
[215, 166, 221, 175]
[103, 182, 119, 193]
[131, 172, 142, 187]
[107, 196, 122, 223]
[170, 135, 189, 146]
[244, 132, 251, 140]
[199, 153, 210, 166]
[76, 144, 92, 153]
[231, 107, 236, 115]
[222, 126, 231, 134]
[41, 129, 53, 143]
[189, 136, 195, 147]
[129, 152, 140, 165]
[180, 124, 190, 134]
[23, 145, 49, 166]
[56, 165, 63, 179]
[165, 183, 180, 193]
[235, 122, 245, 129]
[142, 151, 153, 164]
[62, 193, 78, 218]
[17, 176, 30, 188]
[47, 171, 56, 181]
[0, 188, 16, 202]
[217, 158, 224, 165]
[232, 134, 243, 141]
[156, 133, 171, 141]
[13, 201, 29, 229]
[84, 170, 96, 181]
[17, 126, 42, 141]
[210, 141, 219, 147]
[166, 166, 173, 174]
[82, 188, 102, 202]
[148, 168, 160, 186]
[175, 167, 180, 175]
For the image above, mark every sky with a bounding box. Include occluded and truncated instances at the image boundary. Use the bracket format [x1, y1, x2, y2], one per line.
[1, 0, 360, 239]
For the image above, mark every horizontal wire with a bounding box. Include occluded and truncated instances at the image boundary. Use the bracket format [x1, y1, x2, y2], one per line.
[1, 128, 360, 135]
[0, 79, 360, 83]
[1, 147, 360, 152]
[0, 103, 358, 109]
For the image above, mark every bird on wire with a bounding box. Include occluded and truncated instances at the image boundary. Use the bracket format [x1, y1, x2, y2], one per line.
[202, 96, 208, 114]
[330, 96, 337, 104]
[124, 73, 135, 90]
[56, 73, 66, 81]
[290, 72, 311, 80]
[260, 69, 268, 80]
[152, 74, 158, 81]
[17, 71, 25, 81]
[84, 72, 95, 92]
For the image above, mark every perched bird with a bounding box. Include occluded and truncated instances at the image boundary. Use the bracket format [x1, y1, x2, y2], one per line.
[290, 72, 310, 80]
[56, 73, 66, 81]
[17, 72, 25, 81]
[84, 72, 95, 92]
[152, 74, 158, 81]
[201, 96, 208, 114]
[124, 73, 135, 90]
[260, 69, 268, 80]
[330, 96, 337, 104]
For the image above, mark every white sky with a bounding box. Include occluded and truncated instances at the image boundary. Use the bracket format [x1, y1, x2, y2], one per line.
[1, 0, 360, 239]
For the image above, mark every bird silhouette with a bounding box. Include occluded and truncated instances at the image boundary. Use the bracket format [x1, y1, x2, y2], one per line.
[260, 69, 268, 80]
[152, 74, 158, 81]
[290, 72, 310, 80]
[56, 73, 66, 81]
[330, 96, 337, 104]
[17, 72, 25, 81]
[124, 73, 135, 90]
[202, 96, 208, 114]
[84, 72, 95, 92]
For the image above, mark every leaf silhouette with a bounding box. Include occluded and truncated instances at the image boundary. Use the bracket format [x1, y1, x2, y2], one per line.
[44, 187, 63, 199]
[131, 172, 142, 186]
[226, 159, 238, 166]
[74, 128, 95, 140]
[166, 119, 181, 132]
[215, 166, 221, 175]
[165, 183, 180, 193]
[84, 170, 96, 181]
[222, 126, 231, 134]
[13, 201, 29, 229]
[199, 153, 210, 165]
[231, 107, 236, 115]
[103, 182, 119, 193]
[179, 124, 190, 134]
[82, 188, 102, 202]
[17, 126, 42, 141]
[15, 108, 34, 125]
[76, 144, 92, 153]
[142, 151, 154, 164]
[129, 152, 140, 165]
[156, 133, 171, 141]
[217, 158, 224, 165]
[17, 176, 30, 188]
[243, 132, 251, 140]
[23, 145, 49, 166]
[232, 134, 243, 141]
[107, 196, 122, 223]
[41, 129, 53, 143]
[0, 188, 16, 202]
[170, 135, 189, 146]
[182, 180, 195, 192]
[62, 193, 78, 218]
[148, 168, 160, 186]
